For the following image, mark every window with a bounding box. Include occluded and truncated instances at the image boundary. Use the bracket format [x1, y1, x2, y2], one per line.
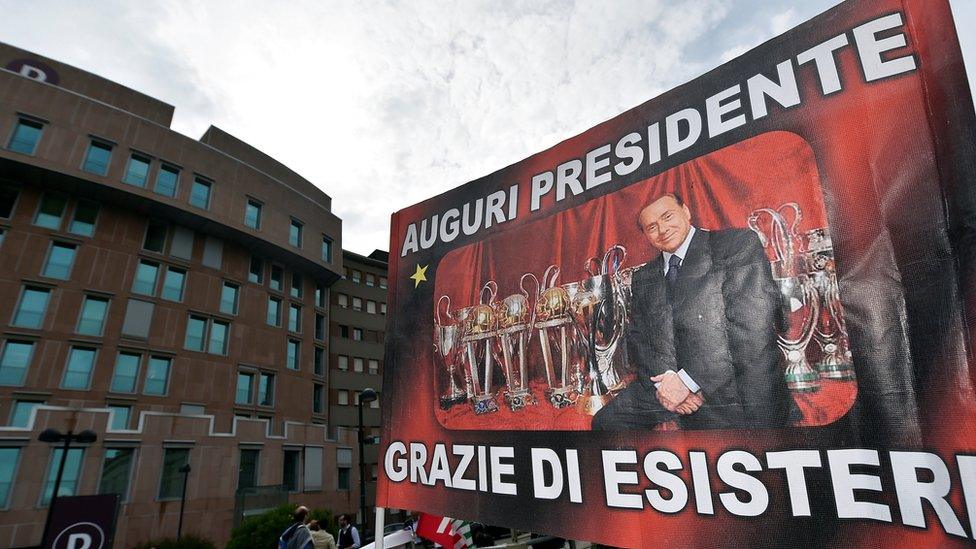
[202, 236, 223, 269]
[99, 448, 134, 501]
[143, 221, 168, 252]
[0, 186, 18, 218]
[238, 449, 260, 490]
[83, 139, 113, 175]
[258, 373, 274, 406]
[111, 352, 140, 392]
[291, 272, 302, 299]
[337, 294, 348, 308]
[288, 304, 301, 333]
[42, 242, 77, 279]
[132, 261, 159, 295]
[337, 389, 349, 405]
[289, 219, 303, 247]
[267, 297, 281, 327]
[321, 236, 332, 263]
[381, 303, 387, 315]
[61, 346, 96, 390]
[170, 226, 193, 259]
[210, 321, 229, 354]
[353, 358, 364, 373]
[337, 448, 352, 490]
[144, 357, 171, 395]
[337, 355, 348, 371]
[155, 163, 180, 198]
[123, 153, 151, 187]
[0, 341, 33, 386]
[121, 299, 154, 338]
[339, 325, 349, 338]
[185, 316, 206, 351]
[315, 314, 325, 341]
[68, 200, 99, 237]
[220, 283, 239, 315]
[313, 383, 324, 414]
[161, 268, 186, 302]
[42, 448, 84, 505]
[353, 328, 363, 341]
[367, 300, 376, 314]
[287, 339, 300, 370]
[245, 199, 262, 230]
[108, 405, 130, 430]
[158, 448, 190, 499]
[180, 403, 205, 415]
[366, 273, 376, 287]
[380, 276, 388, 289]
[0, 448, 20, 507]
[352, 297, 362, 311]
[34, 193, 67, 229]
[370, 394, 380, 409]
[314, 347, 325, 375]
[315, 285, 326, 308]
[13, 286, 50, 329]
[8, 117, 43, 154]
[189, 176, 212, 209]
[283, 450, 301, 492]
[352, 270, 361, 284]
[10, 400, 42, 427]
[368, 359, 379, 375]
[270, 265, 283, 292]
[236, 372, 254, 404]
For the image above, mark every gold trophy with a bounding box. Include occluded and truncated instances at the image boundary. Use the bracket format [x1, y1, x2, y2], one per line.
[461, 281, 501, 414]
[748, 204, 821, 392]
[493, 274, 538, 411]
[534, 266, 585, 408]
[434, 295, 468, 410]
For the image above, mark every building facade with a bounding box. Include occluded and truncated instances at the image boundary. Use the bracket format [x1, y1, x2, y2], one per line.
[0, 44, 360, 547]
[329, 249, 388, 528]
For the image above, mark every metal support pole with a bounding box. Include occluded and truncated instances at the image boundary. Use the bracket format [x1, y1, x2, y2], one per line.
[177, 463, 191, 539]
[358, 399, 368, 540]
[374, 507, 386, 549]
[40, 431, 73, 547]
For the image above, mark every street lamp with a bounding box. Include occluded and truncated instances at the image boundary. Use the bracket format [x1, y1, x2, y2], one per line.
[38, 428, 98, 547]
[177, 463, 192, 540]
[358, 387, 377, 540]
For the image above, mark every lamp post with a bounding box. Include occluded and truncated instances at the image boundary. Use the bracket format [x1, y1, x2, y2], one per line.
[38, 428, 97, 547]
[177, 463, 192, 540]
[358, 388, 377, 541]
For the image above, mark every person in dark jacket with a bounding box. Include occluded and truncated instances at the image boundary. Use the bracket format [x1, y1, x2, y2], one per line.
[593, 193, 790, 430]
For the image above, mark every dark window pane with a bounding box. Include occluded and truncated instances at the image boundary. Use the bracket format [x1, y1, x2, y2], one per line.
[8, 119, 43, 154]
[315, 315, 325, 340]
[190, 178, 211, 209]
[288, 305, 301, 333]
[0, 186, 18, 218]
[83, 141, 113, 176]
[321, 237, 332, 262]
[13, 287, 50, 328]
[314, 347, 325, 375]
[283, 450, 300, 492]
[184, 317, 207, 351]
[99, 448, 134, 500]
[161, 268, 186, 302]
[155, 164, 179, 197]
[313, 384, 323, 413]
[258, 373, 274, 406]
[245, 201, 261, 229]
[34, 194, 66, 229]
[238, 449, 259, 491]
[220, 283, 239, 315]
[270, 265, 283, 291]
[68, 200, 99, 237]
[123, 154, 151, 187]
[0, 341, 34, 385]
[249, 257, 264, 284]
[289, 220, 302, 247]
[287, 340, 299, 370]
[267, 297, 281, 326]
[43, 243, 76, 279]
[158, 448, 189, 499]
[111, 353, 140, 393]
[290, 273, 302, 299]
[143, 222, 167, 252]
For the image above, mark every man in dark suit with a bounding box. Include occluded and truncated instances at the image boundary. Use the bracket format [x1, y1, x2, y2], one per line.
[592, 192, 790, 430]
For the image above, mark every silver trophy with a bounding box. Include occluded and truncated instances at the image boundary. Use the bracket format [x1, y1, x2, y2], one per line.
[434, 295, 469, 410]
[492, 274, 539, 411]
[533, 266, 585, 408]
[805, 229, 855, 380]
[748, 204, 821, 392]
[460, 281, 501, 414]
[566, 245, 630, 415]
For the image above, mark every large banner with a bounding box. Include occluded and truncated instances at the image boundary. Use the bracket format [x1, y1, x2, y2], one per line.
[378, 0, 976, 546]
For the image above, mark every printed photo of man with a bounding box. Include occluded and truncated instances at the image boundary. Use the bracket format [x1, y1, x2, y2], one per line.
[592, 192, 791, 431]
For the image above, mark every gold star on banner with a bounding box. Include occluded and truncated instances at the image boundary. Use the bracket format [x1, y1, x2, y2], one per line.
[410, 264, 428, 288]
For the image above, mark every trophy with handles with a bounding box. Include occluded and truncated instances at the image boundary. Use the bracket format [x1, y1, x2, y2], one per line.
[492, 274, 539, 411]
[434, 295, 468, 410]
[566, 244, 630, 414]
[748, 203, 821, 392]
[460, 281, 501, 414]
[805, 228, 856, 380]
[533, 266, 585, 408]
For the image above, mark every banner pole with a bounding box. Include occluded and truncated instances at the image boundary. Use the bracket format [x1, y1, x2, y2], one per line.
[374, 506, 386, 549]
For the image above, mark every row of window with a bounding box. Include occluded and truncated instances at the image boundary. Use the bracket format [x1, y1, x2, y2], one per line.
[336, 293, 387, 315]
[7, 116, 335, 262]
[248, 256, 328, 308]
[337, 324, 384, 344]
[336, 389, 381, 408]
[344, 267, 387, 289]
[0, 444, 354, 509]
[336, 355, 380, 375]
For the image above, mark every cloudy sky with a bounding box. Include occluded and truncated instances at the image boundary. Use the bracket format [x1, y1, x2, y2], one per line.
[1, 1, 973, 255]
